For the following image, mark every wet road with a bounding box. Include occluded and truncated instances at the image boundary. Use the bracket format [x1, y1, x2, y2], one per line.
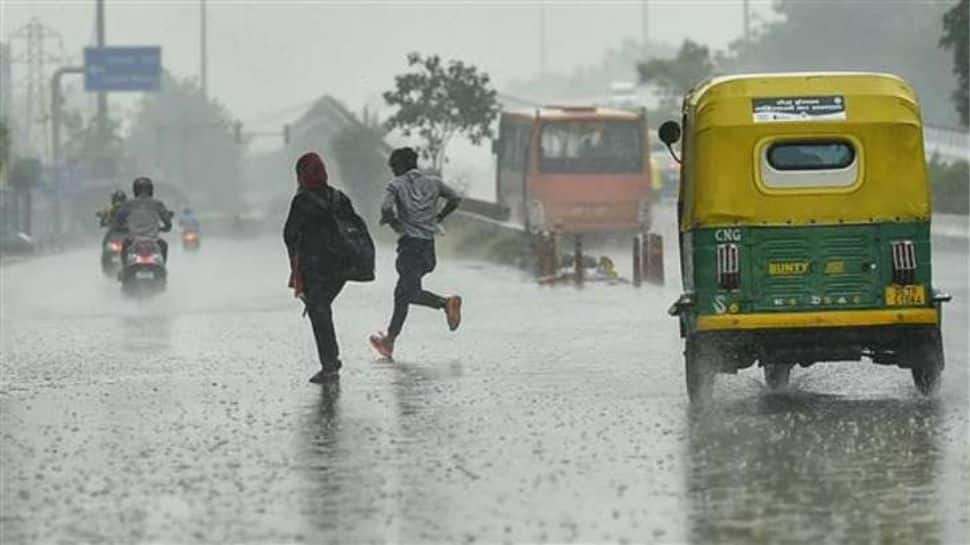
[1, 230, 967, 544]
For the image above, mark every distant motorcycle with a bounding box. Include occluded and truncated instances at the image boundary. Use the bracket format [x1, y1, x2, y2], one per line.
[181, 228, 200, 251]
[119, 238, 167, 295]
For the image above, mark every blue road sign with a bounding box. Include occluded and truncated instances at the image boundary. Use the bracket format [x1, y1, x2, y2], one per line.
[84, 46, 161, 92]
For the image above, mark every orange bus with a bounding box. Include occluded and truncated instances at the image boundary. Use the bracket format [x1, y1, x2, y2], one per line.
[493, 106, 655, 236]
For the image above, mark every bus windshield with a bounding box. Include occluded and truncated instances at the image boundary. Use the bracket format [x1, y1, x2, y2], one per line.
[539, 121, 642, 174]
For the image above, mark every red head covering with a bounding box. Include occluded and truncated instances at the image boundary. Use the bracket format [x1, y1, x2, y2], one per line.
[295, 152, 328, 189]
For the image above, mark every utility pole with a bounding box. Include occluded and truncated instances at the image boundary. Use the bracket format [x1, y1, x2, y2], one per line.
[50, 66, 84, 168]
[49, 66, 83, 244]
[641, 0, 649, 59]
[96, 0, 107, 156]
[9, 17, 65, 160]
[538, 1, 547, 77]
[200, 0, 208, 99]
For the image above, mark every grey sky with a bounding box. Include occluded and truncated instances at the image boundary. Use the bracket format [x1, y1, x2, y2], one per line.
[2, 1, 770, 130]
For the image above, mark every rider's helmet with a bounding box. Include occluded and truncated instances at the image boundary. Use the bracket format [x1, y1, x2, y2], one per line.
[183, 207, 193, 216]
[111, 190, 127, 206]
[132, 177, 154, 198]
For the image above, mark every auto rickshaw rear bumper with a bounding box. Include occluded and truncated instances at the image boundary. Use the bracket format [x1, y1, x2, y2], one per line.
[696, 308, 939, 331]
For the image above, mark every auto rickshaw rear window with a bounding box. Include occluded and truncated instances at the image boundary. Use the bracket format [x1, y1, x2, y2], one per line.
[767, 141, 856, 171]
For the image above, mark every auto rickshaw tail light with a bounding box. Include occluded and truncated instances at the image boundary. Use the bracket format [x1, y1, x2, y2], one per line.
[716, 243, 740, 290]
[891, 240, 917, 285]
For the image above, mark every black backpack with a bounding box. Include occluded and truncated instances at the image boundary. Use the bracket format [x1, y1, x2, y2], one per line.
[306, 188, 375, 282]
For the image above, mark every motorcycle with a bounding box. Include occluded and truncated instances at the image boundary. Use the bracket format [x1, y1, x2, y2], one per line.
[100, 232, 126, 277]
[119, 238, 167, 295]
[181, 228, 201, 251]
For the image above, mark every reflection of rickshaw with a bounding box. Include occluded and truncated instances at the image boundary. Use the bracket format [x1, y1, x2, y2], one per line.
[660, 72, 951, 404]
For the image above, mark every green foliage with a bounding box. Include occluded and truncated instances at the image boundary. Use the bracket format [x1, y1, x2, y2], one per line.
[929, 156, 969, 215]
[62, 111, 125, 177]
[383, 52, 499, 170]
[126, 71, 241, 209]
[722, 1, 957, 125]
[638, 40, 715, 114]
[940, 0, 969, 127]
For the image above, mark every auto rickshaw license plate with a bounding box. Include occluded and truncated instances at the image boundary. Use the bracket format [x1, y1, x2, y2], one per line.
[885, 285, 926, 306]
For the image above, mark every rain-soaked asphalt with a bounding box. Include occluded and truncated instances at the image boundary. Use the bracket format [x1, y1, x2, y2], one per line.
[1, 223, 968, 544]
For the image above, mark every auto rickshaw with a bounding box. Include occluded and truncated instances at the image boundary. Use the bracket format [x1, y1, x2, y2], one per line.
[659, 72, 951, 404]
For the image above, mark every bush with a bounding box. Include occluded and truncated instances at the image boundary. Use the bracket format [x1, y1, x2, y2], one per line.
[928, 155, 969, 215]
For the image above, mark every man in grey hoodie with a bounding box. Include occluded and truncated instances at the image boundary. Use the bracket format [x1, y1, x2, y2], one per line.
[369, 147, 462, 359]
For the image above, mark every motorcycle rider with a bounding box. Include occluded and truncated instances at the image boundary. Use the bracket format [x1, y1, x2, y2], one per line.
[112, 177, 173, 264]
[179, 207, 201, 233]
[97, 190, 127, 228]
[97, 190, 128, 253]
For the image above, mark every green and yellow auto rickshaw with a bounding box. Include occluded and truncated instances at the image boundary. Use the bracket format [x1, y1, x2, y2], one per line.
[659, 72, 951, 404]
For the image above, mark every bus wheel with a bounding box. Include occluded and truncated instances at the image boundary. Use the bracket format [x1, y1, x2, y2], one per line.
[763, 364, 793, 390]
[908, 329, 944, 396]
[685, 336, 716, 405]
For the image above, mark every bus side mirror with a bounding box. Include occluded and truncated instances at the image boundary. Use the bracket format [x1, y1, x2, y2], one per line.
[658, 121, 682, 164]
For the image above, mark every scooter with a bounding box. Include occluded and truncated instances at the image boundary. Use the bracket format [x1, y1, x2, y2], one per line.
[119, 238, 167, 296]
[100, 232, 126, 277]
[182, 229, 201, 251]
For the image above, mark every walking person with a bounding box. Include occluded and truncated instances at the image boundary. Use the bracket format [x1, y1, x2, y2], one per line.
[369, 147, 463, 359]
[285, 152, 371, 383]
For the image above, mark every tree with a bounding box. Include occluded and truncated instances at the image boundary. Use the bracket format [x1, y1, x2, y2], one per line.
[331, 108, 389, 226]
[62, 111, 125, 178]
[638, 40, 715, 113]
[721, 1, 956, 125]
[940, 0, 969, 127]
[383, 52, 499, 171]
[125, 71, 241, 210]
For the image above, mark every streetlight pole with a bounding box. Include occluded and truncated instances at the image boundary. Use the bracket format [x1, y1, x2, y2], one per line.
[50, 65, 83, 244]
[538, 1, 546, 77]
[200, 0, 208, 99]
[641, 0, 649, 59]
[96, 0, 107, 153]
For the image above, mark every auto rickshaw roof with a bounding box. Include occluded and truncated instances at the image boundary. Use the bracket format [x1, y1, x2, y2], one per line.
[685, 72, 920, 124]
[678, 72, 930, 229]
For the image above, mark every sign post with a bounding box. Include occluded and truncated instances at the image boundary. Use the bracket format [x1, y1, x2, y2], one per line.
[84, 46, 161, 92]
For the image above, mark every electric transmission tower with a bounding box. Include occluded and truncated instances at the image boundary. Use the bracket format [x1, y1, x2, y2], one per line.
[9, 17, 66, 160]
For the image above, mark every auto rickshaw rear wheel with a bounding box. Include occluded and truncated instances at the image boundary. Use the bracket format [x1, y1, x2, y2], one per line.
[763, 363, 793, 390]
[685, 336, 716, 405]
[906, 328, 944, 396]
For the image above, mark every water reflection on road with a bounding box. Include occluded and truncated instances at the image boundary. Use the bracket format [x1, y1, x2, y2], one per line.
[687, 394, 944, 545]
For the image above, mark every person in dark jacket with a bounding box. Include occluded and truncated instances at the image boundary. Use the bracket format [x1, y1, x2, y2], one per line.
[368, 147, 463, 360]
[113, 177, 173, 262]
[284, 152, 352, 383]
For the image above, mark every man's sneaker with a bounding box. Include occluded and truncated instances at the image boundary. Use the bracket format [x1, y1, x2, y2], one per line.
[369, 332, 395, 359]
[445, 296, 462, 331]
